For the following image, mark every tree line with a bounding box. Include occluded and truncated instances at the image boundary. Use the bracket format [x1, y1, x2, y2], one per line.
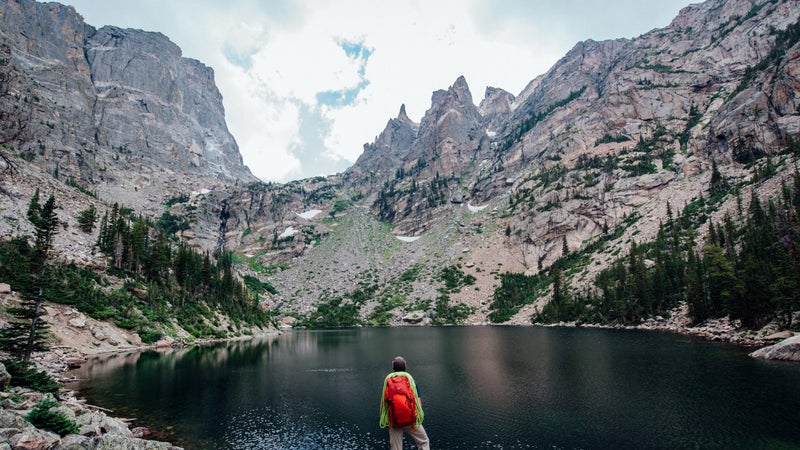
[0, 192, 274, 366]
[533, 168, 800, 330]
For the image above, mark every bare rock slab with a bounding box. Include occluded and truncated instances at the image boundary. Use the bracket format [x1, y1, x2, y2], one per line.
[750, 335, 800, 362]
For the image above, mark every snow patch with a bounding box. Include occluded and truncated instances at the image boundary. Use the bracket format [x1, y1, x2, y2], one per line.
[467, 203, 488, 212]
[279, 226, 299, 239]
[192, 188, 211, 196]
[396, 236, 420, 243]
[486, 130, 497, 138]
[296, 209, 322, 220]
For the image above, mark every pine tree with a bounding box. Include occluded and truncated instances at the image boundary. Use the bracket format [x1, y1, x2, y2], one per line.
[0, 193, 59, 361]
[77, 205, 97, 233]
[686, 250, 708, 323]
[709, 159, 729, 197]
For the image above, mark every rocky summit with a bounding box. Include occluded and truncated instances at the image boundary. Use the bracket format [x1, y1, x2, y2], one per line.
[1, 0, 800, 341]
[0, 0, 256, 218]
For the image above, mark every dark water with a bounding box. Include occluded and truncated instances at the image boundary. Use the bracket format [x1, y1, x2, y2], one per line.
[68, 327, 800, 449]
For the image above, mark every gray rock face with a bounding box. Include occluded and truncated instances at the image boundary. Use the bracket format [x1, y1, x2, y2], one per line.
[342, 0, 800, 243]
[352, 104, 419, 182]
[479, 87, 515, 133]
[350, 75, 490, 232]
[750, 335, 800, 361]
[0, 0, 256, 216]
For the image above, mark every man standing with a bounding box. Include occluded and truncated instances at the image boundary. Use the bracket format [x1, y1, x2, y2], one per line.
[379, 356, 431, 450]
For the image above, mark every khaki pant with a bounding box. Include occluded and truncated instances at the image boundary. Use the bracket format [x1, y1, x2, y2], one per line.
[389, 424, 430, 450]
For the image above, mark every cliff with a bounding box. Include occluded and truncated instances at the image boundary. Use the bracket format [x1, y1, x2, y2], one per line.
[0, 0, 256, 218]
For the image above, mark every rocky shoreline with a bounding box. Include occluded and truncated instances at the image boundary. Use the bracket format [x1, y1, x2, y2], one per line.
[0, 282, 281, 450]
[536, 302, 800, 360]
[0, 361, 183, 450]
[0, 331, 278, 450]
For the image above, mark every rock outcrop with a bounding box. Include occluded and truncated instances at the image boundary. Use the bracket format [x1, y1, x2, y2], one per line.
[0, 0, 256, 217]
[750, 335, 800, 361]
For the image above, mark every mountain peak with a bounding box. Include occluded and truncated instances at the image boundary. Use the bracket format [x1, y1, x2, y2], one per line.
[450, 75, 473, 106]
[398, 103, 411, 123]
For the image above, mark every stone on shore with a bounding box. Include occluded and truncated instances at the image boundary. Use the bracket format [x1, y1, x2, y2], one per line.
[0, 409, 61, 450]
[750, 335, 800, 361]
[0, 363, 10, 391]
[402, 312, 425, 324]
[93, 434, 181, 450]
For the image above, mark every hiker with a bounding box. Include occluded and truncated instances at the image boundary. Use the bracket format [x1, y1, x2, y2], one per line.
[379, 356, 430, 450]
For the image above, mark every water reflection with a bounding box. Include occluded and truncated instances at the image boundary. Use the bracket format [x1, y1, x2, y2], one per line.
[69, 327, 800, 449]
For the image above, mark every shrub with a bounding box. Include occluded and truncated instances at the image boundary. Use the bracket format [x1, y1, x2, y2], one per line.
[2, 359, 60, 396]
[138, 329, 163, 344]
[26, 396, 79, 437]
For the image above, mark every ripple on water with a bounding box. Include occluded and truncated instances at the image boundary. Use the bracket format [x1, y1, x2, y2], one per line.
[221, 404, 383, 450]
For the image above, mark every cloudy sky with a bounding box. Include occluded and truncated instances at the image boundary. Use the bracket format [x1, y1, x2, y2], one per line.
[61, 0, 692, 182]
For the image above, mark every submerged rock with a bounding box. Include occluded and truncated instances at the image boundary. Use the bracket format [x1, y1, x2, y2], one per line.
[750, 335, 800, 362]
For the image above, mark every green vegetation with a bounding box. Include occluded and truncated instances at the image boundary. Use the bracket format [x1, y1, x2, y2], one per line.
[76, 204, 97, 233]
[489, 272, 549, 323]
[368, 295, 407, 326]
[430, 265, 476, 324]
[65, 177, 97, 199]
[243, 275, 278, 295]
[1, 195, 274, 346]
[305, 294, 364, 328]
[156, 210, 190, 236]
[164, 194, 190, 208]
[439, 265, 476, 293]
[302, 275, 379, 328]
[0, 190, 58, 361]
[2, 359, 60, 395]
[678, 104, 703, 148]
[375, 172, 451, 222]
[431, 294, 474, 325]
[524, 156, 800, 330]
[595, 133, 631, 146]
[26, 396, 79, 437]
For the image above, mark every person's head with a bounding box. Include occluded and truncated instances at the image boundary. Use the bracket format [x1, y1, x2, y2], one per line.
[392, 356, 407, 372]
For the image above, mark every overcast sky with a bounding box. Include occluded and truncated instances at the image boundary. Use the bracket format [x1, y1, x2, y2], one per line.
[60, 0, 693, 182]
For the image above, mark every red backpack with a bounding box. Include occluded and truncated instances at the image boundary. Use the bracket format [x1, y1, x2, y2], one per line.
[384, 375, 417, 427]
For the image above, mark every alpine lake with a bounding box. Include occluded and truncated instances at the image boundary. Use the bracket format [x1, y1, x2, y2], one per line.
[67, 326, 800, 449]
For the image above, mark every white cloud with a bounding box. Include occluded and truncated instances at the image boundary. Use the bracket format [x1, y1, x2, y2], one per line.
[62, 0, 692, 182]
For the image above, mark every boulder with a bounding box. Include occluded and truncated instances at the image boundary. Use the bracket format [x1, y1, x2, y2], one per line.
[130, 427, 151, 439]
[750, 335, 800, 362]
[402, 312, 425, 324]
[10, 431, 60, 450]
[76, 411, 132, 438]
[93, 434, 183, 450]
[764, 330, 793, 340]
[154, 336, 175, 348]
[52, 434, 94, 450]
[0, 409, 30, 430]
[0, 283, 10, 294]
[68, 315, 87, 329]
[0, 363, 9, 391]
